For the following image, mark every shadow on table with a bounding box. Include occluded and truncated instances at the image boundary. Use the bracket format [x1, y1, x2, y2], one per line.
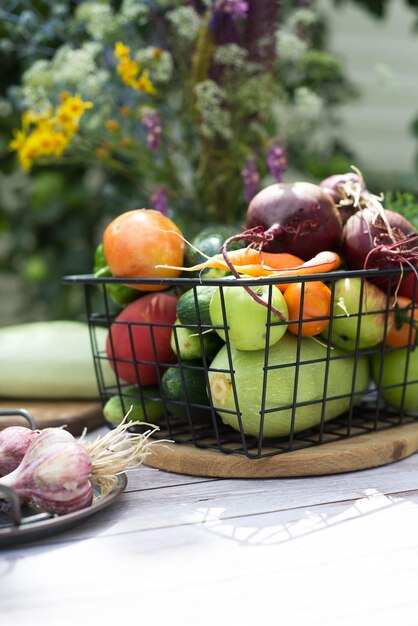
[194, 488, 418, 546]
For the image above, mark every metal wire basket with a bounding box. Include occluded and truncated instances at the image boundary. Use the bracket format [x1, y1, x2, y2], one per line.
[64, 267, 418, 459]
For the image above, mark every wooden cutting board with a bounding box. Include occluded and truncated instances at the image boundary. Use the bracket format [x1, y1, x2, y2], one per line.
[144, 421, 418, 478]
[0, 400, 104, 435]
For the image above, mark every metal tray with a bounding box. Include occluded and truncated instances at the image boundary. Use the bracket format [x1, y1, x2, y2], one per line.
[0, 473, 127, 548]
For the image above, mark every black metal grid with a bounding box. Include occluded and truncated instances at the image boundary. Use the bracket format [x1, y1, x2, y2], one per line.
[64, 267, 418, 459]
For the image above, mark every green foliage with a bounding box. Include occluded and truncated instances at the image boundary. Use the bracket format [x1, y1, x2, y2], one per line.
[0, 0, 360, 321]
[383, 190, 418, 230]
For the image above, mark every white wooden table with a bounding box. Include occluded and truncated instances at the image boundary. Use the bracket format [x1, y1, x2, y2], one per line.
[2, 425, 418, 626]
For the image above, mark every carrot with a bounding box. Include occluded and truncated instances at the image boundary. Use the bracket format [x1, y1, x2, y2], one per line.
[273, 251, 342, 291]
[271, 251, 342, 277]
[174, 248, 341, 278]
[284, 281, 331, 337]
[156, 228, 342, 323]
[177, 248, 304, 276]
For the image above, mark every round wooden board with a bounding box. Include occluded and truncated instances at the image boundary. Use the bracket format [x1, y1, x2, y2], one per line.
[144, 422, 418, 478]
[0, 400, 104, 435]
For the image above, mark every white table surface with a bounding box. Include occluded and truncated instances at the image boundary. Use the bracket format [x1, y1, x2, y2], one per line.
[2, 424, 418, 626]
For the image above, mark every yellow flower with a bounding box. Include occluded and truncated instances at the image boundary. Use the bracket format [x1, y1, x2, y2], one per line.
[119, 105, 131, 117]
[114, 42, 131, 60]
[9, 129, 27, 152]
[55, 112, 79, 136]
[117, 58, 141, 87]
[135, 70, 156, 95]
[95, 146, 110, 160]
[105, 119, 119, 131]
[22, 108, 52, 130]
[18, 133, 42, 170]
[58, 93, 93, 120]
[51, 132, 69, 157]
[18, 146, 36, 171]
[54, 93, 93, 137]
[114, 45, 156, 95]
[9, 92, 91, 171]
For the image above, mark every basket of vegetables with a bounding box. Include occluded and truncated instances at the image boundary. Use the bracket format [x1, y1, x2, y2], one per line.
[65, 170, 418, 461]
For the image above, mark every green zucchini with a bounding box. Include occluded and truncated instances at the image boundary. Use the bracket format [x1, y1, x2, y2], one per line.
[209, 333, 370, 438]
[161, 362, 212, 422]
[176, 286, 217, 327]
[184, 225, 242, 278]
[103, 385, 164, 426]
[0, 321, 116, 399]
[170, 318, 223, 361]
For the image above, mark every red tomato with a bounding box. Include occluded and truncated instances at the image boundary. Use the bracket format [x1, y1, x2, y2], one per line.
[106, 292, 177, 385]
[103, 209, 184, 291]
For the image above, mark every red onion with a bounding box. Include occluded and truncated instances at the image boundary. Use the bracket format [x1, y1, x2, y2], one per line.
[320, 171, 368, 225]
[398, 271, 418, 302]
[0, 427, 38, 476]
[0, 421, 163, 516]
[0, 429, 93, 515]
[342, 206, 418, 291]
[245, 182, 342, 260]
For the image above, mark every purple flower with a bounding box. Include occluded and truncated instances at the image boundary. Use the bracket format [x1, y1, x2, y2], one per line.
[150, 186, 168, 216]
[241, 156, 260, 203]
[141, 111, 161, 152]
[219, 0, 249, 21]
[267, 144, 288, 183]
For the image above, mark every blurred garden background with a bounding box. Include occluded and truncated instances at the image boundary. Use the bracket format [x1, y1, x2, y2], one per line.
[1, 0, 418, 325]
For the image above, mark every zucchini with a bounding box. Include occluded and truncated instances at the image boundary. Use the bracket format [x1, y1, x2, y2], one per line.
[103, 385, 164, 426]
[170, 318, 223, 361]
[176, 286, 217, 327]
[0, 321, 116, 399]
[184, 225, 242, 278]
[161, 362, 212, 422]
[209, 333, 370, 438]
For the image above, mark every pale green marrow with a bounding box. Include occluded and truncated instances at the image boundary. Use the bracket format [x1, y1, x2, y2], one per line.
[208, 333, 370, 438]
[0, 321, 115, 399]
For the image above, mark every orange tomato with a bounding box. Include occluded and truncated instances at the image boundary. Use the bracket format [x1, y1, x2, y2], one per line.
[103, 209, 185, 291]
[283, 280, 331, 337]
[385, 295, 418, 348]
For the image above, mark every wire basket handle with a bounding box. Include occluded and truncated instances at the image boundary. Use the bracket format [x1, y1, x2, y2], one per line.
[0, 409, 37, 431]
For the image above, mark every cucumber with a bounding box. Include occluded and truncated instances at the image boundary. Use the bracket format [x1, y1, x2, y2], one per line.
[161, 362, 212, 422]
[93, 243, 139, 307]
[170, 318, 223, 361]
[103, 385, 164, 426]
[184, 225, 242, 278]
[177, 286, 217, 327]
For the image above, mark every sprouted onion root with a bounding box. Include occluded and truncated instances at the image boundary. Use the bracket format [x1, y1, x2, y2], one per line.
[0, 415, 169, 515]
[84, 416, 169, 498]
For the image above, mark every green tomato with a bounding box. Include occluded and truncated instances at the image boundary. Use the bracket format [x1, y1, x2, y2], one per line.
[371, 347, 418, 414]
[325, 277, 392, 350]
[209, 283, 288, 351]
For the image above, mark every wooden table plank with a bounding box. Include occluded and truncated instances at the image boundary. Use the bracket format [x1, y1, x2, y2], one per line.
[2, 489, 418, 625]
[4, 452, 418, 546]
[2, 424, 418, 626]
